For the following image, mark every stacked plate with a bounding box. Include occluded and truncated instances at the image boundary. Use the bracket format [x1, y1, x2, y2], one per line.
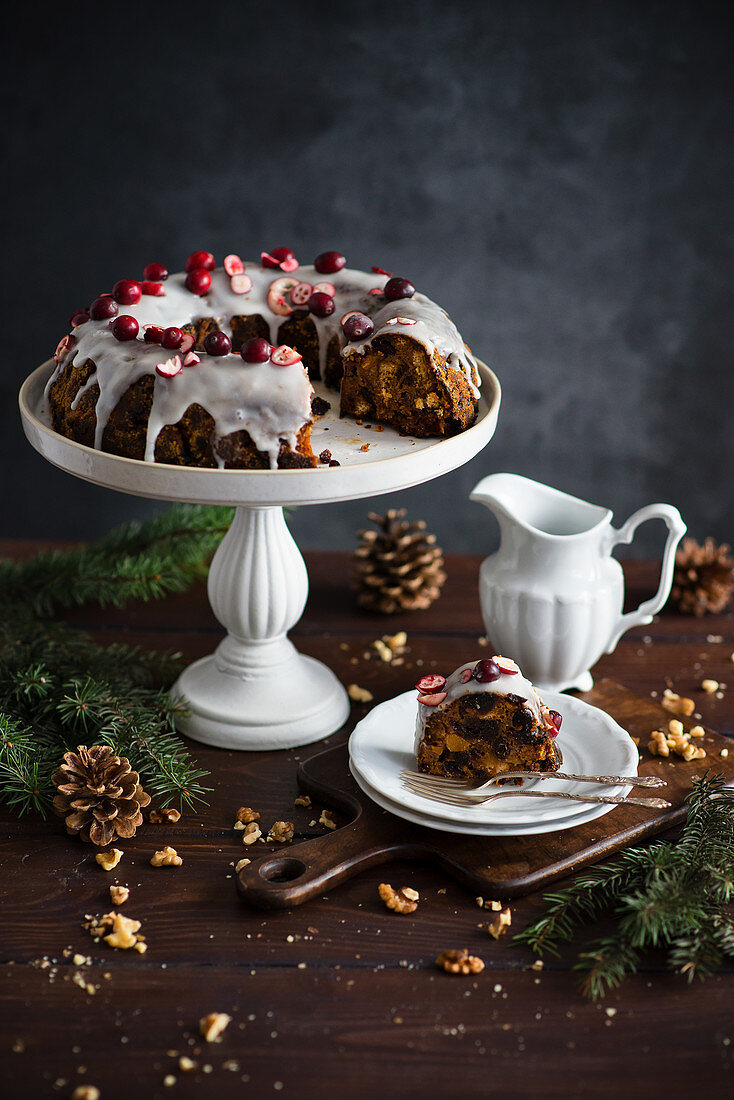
[348, 690, 639, 836]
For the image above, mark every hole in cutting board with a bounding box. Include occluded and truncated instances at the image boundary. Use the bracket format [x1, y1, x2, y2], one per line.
[260, 857, 307, 882]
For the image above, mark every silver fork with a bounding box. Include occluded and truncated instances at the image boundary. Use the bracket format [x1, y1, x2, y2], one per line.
[403, 768, 666, 792]
[401, 770, 671, 810]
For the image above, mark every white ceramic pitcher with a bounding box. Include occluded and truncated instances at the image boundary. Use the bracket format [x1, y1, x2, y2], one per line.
[471, 473, 686, 693]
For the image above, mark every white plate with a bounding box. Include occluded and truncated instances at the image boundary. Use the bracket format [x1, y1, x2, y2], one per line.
[349, 762, 620, 836]
[348, 690, 638, 833]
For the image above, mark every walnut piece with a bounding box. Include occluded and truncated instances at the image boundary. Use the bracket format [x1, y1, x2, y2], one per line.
[199, 1012, 232, 1043]
[109, 885, 129, 906]
[72, 1087, 100, 1100]
[85, 911, 144, 952]
[648, 723, 707, 762]
[319, 810, 337, 831]
[235, 858, 251, 873]
[267, 820, 295, 843]
[487, 907, 512, 939]
[378, 883, 419, 914]
[436, 949, 485, 975]
[149, 807, 181, 824]
[95, 848, 123, 872]
[241, 822, 262, 846]
[347, 683, 373, 703]
[701, 679, 719, 694]
[294, 795, 311, 808]
[150, 846, 183, 867]
[235, 807, 260, 824]
[662, 689, 695, 716]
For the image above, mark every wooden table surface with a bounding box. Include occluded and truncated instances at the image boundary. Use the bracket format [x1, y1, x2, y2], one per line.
[1, 547, 733, 1099]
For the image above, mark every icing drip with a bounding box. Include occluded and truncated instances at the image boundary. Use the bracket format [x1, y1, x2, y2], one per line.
[414, 657, 548, 755]
[44, 262, 481, 468]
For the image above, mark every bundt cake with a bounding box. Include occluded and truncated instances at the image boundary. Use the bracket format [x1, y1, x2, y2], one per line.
[414, 657, 563, 781]
[44, 247, 480, 470]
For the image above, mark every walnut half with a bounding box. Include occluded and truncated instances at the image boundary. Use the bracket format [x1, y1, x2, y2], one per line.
[436, 949, 485, 975]
[267, 821, 295, 843]
[378, 883, 419, 914]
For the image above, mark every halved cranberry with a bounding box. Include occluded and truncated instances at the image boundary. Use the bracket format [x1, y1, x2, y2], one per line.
[143, 262, 168, 282]
[141, 281, 165, 296]
[314, 251, 345, 274]
[262, 247, 297, 270]
[417, 691, 447, 706]
[112, 279, 142, 306]
[313, 281, 336, 297]
[267, 276, 298, 316]
[385, 316, 417, 326]
[161, 326, 183, 350]
[69, 309, 90, 328]
[415, 674, 447, 693]
[241, 337, 272, 364]
[473, 658, 501, 683]
[342, 313, 373, 341]
[204, 331, 232, 356]
[308, 291, 335, 318]
[372, 266, 393, 277]
[90, 296, 118, 321]
[384, 276, 415, 301]
[144, 324, 164, 344]
[495, 660, 519, 676]
[290, 281, 313, 306]
[54, 335, 74, 364]
[179, 333, 195, 353]
[270, 344, 303, 367]
[230, 273, 253, 294]
[460, 668, 473, 683]
[111, 315, 139, 341]
[156, 355, 182, 378]
[184, 250, 215, 273]
[223, 254, 244, 276]
[183, 350, 201, 367]
[548, 710, 563, 733]
[185, 268, 212, 296]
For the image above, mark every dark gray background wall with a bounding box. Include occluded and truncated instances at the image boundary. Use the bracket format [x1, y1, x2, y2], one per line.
[4, 0, 733, 555]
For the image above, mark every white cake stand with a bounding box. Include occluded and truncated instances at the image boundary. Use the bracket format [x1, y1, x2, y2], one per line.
[19, 361, 501, 750]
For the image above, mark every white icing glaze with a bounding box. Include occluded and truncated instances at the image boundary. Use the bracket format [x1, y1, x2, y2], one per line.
[45, 260, 480, 468]
[414, 657, 550, 755]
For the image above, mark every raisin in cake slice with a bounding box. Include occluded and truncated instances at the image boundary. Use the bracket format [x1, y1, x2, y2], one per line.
[414, 657, 563, 782]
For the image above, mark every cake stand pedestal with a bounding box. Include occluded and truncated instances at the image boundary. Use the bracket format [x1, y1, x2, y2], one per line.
[20, 361, 500, 750]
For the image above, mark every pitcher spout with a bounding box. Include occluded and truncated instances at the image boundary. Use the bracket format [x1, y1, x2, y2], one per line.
[470, 473, 611, 540]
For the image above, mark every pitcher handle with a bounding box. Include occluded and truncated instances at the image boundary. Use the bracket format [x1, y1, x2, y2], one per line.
[605, 504, 686, 652]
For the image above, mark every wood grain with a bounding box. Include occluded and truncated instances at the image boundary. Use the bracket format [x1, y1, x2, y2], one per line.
[0, 546, 732, 1099]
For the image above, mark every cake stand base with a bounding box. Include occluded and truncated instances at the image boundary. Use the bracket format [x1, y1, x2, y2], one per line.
[174, 647, 350, 751]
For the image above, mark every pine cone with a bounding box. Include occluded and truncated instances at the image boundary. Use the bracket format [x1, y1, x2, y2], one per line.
[352, 509, 447, 614]
[670, 537, 734, 617]
[52, 745, 151, 846]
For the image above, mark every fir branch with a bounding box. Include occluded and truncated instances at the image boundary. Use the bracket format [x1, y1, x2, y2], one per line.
[0, 504, 234, 616]
[516, 773, 734, 999]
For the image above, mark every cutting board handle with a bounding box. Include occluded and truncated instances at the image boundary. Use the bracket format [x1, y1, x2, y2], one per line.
[236, 811, 408, 908]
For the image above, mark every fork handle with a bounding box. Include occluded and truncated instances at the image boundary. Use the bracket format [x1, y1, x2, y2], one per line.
[545, 771, 664, 789]
[484, 789, 670, 809]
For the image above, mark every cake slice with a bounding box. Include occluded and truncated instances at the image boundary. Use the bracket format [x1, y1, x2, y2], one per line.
[414, 657, 562, 781]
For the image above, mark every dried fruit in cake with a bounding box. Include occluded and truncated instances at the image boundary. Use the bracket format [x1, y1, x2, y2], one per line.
[414, 657, 562, 781]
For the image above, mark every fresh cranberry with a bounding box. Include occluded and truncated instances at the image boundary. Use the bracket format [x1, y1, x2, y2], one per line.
[548, 710, 563, 732]
[185, 268, 212, 295]
[241, 337, 272, 363]
[143, 262, 168, 282]
[69, 309, 90, 328]
[111, 315, 139, 341]
[90, 296, 118, 321]
[415, 674, 447, 693]
[473, 658, 501, 683]
[384, 276, 415, 301]
[184, 250, 215, 273]
[343, 313, 373, 340]
[308, 291, 335, 318]
[112, 279, 142, 305]
[144, 325, 164, 344]
[161, 327, 184, 350]
[204, 331, 232, 357]
[314, 250, 345, 274]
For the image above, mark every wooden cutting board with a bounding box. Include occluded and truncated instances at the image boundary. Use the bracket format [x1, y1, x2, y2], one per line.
[236, 680, 734, 909]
